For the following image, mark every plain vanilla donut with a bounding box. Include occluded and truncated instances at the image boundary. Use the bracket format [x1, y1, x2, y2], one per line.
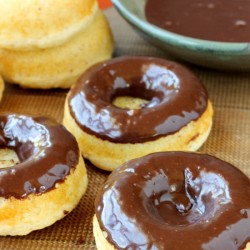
[63, 56, 213, 171]
[0, 114, 87, 236]
[94, 152, 250, 250]
[0, 0, 113, 89]
[0, 0, 98, 50]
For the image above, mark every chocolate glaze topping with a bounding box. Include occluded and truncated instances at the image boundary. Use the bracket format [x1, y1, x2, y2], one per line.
[95, 152, 250, 250]
[0, 114, 79, 199]
[145, 0, 250, 42]
[68, 57, 208, 143]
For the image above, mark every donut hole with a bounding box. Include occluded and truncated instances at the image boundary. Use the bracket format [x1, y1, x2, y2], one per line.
[142, 168, 231, 226]
[108, 62, 182, 111]
[0, 115, 51, 168]
[112, 96, 149, 109]
[0, 148, 20, 168]
[143, 174, 196, 226]
[111, 84, 162, 110]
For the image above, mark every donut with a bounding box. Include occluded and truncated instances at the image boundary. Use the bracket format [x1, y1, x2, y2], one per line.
[0, 0, 113, 89]
[0, 114, 87, 235]
[0, 0, 98, 50]
[63, 56, 213, 171]
[0, 75, 4, 101]
[93, 151, 250, 250]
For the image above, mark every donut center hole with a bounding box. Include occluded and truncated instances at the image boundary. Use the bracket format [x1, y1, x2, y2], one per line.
[146, 182, 195, 226]
[143, 168, 231, 226]
[0, 148, 20, 168]
[0, 116, 51, 169]
[112, 96, 149, 109]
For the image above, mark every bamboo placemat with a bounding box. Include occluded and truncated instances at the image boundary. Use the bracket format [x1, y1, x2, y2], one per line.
[0, 7, 249, 250]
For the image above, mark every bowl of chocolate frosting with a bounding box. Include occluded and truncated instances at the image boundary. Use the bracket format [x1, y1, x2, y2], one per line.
[112, 0, 250, 70]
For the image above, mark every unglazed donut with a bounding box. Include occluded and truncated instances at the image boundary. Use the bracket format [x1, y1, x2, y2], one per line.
[94, 152, 250, 250]
[0, 114, 87, 236]
[0, 0, 113, 89]
[63, 56, 213, 171]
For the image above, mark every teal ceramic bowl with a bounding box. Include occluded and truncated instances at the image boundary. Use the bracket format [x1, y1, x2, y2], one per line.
[112, 0, 250, 70]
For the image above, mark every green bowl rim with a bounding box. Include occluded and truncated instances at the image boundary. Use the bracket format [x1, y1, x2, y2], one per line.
[112, 0, 250, 52]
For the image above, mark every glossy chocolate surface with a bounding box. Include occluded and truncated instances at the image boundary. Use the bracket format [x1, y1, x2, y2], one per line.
[145, 0, 250, 42]
[0, 114, 79, 199]
[68, 57, 208, 143]
[95, 152, 250, 250]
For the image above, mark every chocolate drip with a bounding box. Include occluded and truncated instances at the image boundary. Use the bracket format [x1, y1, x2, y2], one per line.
[0, 114, 79, 199]
[95, 152, 250, 250]
[68, 57, 208, 143]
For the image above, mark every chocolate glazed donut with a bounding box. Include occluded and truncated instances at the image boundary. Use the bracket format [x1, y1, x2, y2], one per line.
[69, 56, 207, 142]
[94, 152, 250, 250]
[64, 56, 213, 170]
[0, 114, 87, 235]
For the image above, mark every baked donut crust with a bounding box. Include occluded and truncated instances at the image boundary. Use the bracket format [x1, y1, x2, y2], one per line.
[0, 0, 97, 50]
[0, 10, 113, 89]
[63, 57, 213, 171]
[0, 114, 88, 236]
[0, 155, 87, 236]
[64, 99, 213, 171]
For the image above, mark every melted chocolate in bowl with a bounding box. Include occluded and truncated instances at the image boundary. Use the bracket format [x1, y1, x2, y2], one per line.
[0, 114, 79, 199]
[69, 57, 208, 143]
[95, 152, 250, 250]
[145, 0, 250, 42]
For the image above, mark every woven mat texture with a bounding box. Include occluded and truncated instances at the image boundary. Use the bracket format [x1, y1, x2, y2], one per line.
[0, 7, 250, 250]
